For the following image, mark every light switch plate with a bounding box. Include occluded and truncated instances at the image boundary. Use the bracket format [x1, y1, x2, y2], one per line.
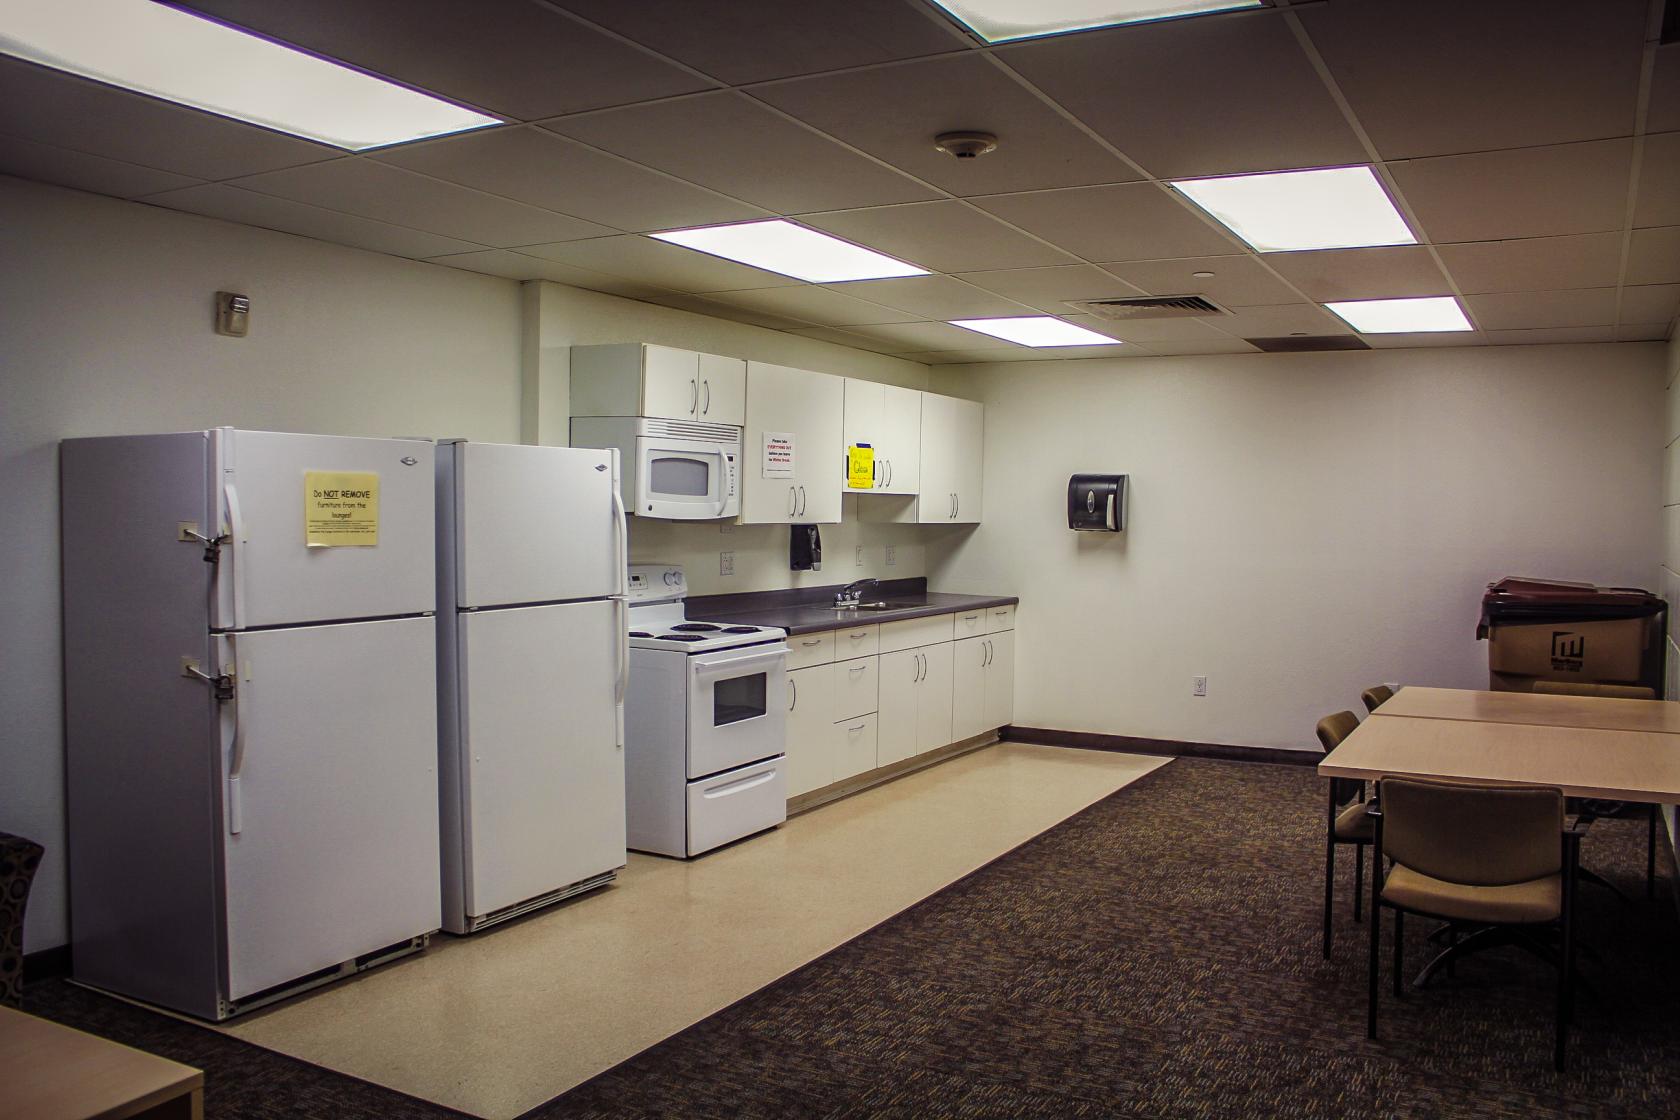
[855, 545, 864, 566]
[885, 545, 897, 567]
[720, 551, 735, 576]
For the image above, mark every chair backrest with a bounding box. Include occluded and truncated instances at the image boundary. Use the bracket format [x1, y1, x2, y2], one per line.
[1532, 681, 1656, 700]
[1361, 684, 1395, 712]
[1379, 777, 1562, 886]
[1316, 711, 1362, 805]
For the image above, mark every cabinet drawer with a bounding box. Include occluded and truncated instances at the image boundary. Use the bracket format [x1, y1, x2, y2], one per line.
[785, 630, 835, 669]
[834, 655, 879, 721]
[833, 713, 878, 781]
[834, 622, 879, 658]
[986, 604, 1015, 633]
[879, 613, 954, 653]
[954, 607, 987, 640]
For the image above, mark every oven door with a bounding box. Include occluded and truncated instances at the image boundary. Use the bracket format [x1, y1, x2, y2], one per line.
[686, 642, 788, 778]
[636, 437, 737, 520]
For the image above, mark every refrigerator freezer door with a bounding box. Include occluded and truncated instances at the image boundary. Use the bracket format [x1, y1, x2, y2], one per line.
[215, 430, 435, 629]
[220, 616, 440, 1002]
[454, 442, 619, 609]
[457, 600, 625, 920]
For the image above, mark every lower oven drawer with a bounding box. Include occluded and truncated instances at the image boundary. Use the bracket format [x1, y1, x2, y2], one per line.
[687, 756, 788, 856]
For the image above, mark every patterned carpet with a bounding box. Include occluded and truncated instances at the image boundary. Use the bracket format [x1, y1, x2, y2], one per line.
[23, 756, 1680, 1119]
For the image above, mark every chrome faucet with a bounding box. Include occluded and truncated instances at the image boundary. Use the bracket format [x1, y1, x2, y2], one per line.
[834, 578, 880, 608]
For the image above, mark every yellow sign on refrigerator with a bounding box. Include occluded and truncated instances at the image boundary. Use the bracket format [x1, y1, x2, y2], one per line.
[304, 470, 379, 547]
[847, 444, 874, 490]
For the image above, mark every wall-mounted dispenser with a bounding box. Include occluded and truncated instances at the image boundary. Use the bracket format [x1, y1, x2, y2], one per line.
[1068, 474, 1125, 532]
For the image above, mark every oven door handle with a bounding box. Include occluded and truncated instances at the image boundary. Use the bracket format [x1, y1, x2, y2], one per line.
[691, 645, 788, 678]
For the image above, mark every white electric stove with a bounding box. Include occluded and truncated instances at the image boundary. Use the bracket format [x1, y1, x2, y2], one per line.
[623, 565, 790, 857]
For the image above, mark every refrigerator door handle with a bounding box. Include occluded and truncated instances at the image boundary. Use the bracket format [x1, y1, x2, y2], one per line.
[224, 635, 246, 834]
[223, 482, 248, 631]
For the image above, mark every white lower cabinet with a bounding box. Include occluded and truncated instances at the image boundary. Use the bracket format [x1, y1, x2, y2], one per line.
[984, 631, 1015, 731]
[878, 642, 954, 767]
[786, 663, 836, 797]
[834, 713, 878, 781]
[954, 631, 1015, 741]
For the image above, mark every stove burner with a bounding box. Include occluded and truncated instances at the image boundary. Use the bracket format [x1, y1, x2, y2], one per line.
[721, 626, 759, 634]
[629, 631, 653, 638]
[660, 634, 706, 642]
[672, 623, 721, 632]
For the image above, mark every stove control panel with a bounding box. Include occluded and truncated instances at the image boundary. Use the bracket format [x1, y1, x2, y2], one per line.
[626, 563, 685, 602]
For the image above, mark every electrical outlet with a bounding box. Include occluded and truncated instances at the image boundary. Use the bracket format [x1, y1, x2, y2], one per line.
[720, 521, 735, 534]
[854, 545, 864, 566]
[719, 551, 734, 577]
[1192, 675, 1208, 698]
[885, 545, 897, 567]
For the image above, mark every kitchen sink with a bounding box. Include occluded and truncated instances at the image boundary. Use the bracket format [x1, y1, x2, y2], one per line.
[831, 600, 923, 612]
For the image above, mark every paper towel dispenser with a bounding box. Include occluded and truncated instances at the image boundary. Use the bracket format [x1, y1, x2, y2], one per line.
[1068, 474, 1125, 532]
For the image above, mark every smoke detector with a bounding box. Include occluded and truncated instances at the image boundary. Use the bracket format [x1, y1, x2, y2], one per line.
[935, 131, 998, 159]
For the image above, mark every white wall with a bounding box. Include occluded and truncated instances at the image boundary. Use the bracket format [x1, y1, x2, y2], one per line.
[927, 344, 1666, 752]
[525, 281, 934, 595]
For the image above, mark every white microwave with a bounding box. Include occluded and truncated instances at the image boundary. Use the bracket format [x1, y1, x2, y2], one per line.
[571, 416, 740, 520]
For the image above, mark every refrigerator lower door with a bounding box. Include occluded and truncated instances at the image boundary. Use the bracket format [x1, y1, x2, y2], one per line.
[457, 600, 625, 923]
[219, 617, 441, 1002]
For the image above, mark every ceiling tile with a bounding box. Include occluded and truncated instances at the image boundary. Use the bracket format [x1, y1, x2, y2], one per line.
[1067, 315, 1241, 344]
[971, 183, 1238, 263]
[1480, 326, 1624, 346]
[1360, 332, 1489, 349]
[1213, 303, 1354, 338]
[1465, 288, 1619, 331]
[703, 285, 920, 327]
[1435, 234, 1625, 294]
[1297, 0, 1645, 159]
[0, 58, 336, 181]
[1128, 337, 1263, 356]
[1104, 254, 1301, 307]
[1627, 227, 1680, 285]
[1619, 285, 1680, 324]
[144, 184, 484, 258]
[801, 201, 1076, 273]
[1649, 46, 1680, 135]
[227, 158, 607, 247]
[1618, 324, 1672, 341]
[751, 54, 1138, 197]
[377, 127, 766, 233]
[516, 235, 803, 292]
[953, 265, 1146, 313]
[1387, 139, 1633, 243]
[174, 0, 712, 120]
[1634, 132, 1680, 228]
[423, 248, 630, 287]
[636, 292, 815, 331]
[0, 134, 200, 198]
[783, 326, 917, 355]
[825, 275, 1038, 320]
[551, 0, 963, 84]
[1260, 246, 1450, 302]
[542, 93, 938, 214]
[996, 12, 1365, 178]
[867, 321, 1019, 351]
[906, 345, 1139, 363]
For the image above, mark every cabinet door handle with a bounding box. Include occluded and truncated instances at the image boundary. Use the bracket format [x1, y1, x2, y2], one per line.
[955, 493, 960, 520]
[789, 677, 798, 711]
[789, 485, 797, 517]
[798, 485, 807, 516]
[702, 378, 711, 414]
[690, 379, 698, 416]
[885, 459, 893, 488]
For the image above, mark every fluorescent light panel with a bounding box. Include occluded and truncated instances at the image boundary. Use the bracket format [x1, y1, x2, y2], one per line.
[1172, 166, 1417, 252]
[1324, 296, 1472, 334]
[0, 0, 500, 150]
[950, 316, 1118, 347]
[928, 0, 1263, 42]
[650, 220, 930, 283]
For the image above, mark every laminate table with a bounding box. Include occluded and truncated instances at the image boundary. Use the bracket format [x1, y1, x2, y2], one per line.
[0, 1005, 203, 1120]
[1372, 686, 1680, 736]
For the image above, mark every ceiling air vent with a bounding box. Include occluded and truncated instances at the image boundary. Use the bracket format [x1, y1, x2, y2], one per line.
[1065, 295, 1228, 320]
[1246, 336, 1371, 353]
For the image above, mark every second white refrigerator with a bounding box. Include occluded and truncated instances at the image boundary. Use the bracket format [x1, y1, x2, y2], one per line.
[436, 440, 629, 934]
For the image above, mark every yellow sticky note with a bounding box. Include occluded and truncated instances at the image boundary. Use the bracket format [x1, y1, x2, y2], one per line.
[847, 444, 874, 490]
[305, 470, 379, 548]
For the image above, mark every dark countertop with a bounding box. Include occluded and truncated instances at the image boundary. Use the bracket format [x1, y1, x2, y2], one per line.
[689, 578, 1018, 636]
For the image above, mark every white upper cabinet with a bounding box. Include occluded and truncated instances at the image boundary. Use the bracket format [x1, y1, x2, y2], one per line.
[741, 362, 844, 524]
[570, 344, 746, 427]
[917, 392, 983, 524]
[842, 380, 921, 496]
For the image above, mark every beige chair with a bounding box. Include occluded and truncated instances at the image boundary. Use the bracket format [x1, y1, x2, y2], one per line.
[1360, 684, 1394, 713]
[1367, 777, 1581, 1070]
[1530, 681, 1659, 898]
[1317, 711, 1371, 958]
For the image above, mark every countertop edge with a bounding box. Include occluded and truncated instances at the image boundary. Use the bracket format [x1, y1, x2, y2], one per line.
[699, 594, 1019, 636]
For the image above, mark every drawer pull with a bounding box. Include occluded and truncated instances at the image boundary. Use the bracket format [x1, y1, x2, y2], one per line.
[848, 723, 866, 734]
[801, 638, 822, 646]
[849, 631, 867, 639]
[849, 665, 867, 675]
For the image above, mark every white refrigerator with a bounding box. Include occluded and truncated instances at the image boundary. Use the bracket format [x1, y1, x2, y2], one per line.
[435, 441, 628, 934]
[60, 428, 443, 1020]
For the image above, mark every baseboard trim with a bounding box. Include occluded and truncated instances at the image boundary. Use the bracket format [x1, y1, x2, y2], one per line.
[1006, 726, 1320, 767]
[23, 944, 71, 983]
[789, 732, 1001, 817]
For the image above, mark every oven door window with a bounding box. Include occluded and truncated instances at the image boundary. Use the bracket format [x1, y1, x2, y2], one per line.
[713, 671, 767, 726]
[648, 454, 712, 498]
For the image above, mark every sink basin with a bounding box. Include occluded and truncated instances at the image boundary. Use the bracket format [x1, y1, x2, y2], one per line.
[831, 600, 923, 612]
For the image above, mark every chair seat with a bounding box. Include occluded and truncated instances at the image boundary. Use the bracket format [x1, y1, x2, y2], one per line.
[1382, 864, 1561, 924]
[1334, 800, 1375, 842]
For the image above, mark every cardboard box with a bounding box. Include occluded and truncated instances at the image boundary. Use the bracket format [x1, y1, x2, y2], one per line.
[1486, 617, 1658, 692]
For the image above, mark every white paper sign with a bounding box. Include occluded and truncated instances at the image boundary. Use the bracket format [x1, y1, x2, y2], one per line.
[763, 431, 795, 478]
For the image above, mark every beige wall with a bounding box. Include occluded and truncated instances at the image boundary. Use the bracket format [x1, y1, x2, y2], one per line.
[1663, 336, 1680, 847]
[525, 281, 934, 595]
[927, 344, 1666, 752]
